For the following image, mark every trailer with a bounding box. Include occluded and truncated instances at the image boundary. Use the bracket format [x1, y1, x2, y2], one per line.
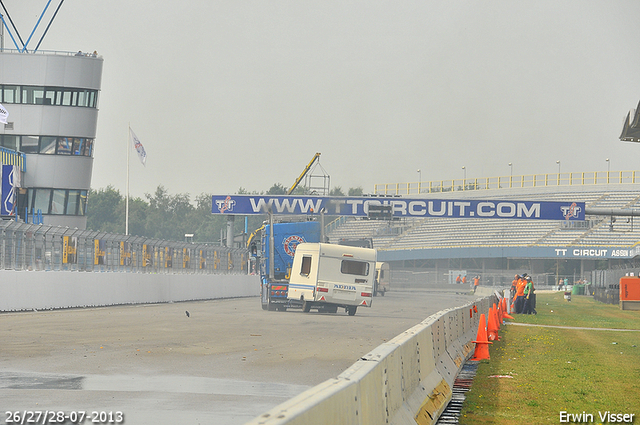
[287, 242, 377, 316]
[375, 262, 390, 296]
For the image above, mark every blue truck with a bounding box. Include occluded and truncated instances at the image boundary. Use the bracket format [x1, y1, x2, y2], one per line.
[258, 221, 322, 311]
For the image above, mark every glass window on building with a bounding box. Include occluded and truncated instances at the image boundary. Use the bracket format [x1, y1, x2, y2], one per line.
[52, 89, 62, 106]
[40, 137, 57, 154]
[43, 89, 55, 105]
[1, 135, 19, 151]
[22, 86, 45, 104]
[84, 139, 94, 156]
[77, 90, 88, 107]
[2, 85, 20, 103]
[78, 90, 87, 106]
[67, 190, 80, 215]
[20, 136, 40, 154]
[33, 189, 51, 214]
[61, 90, 72, 106]
[89, 91, 96, 108]
[51, 190, 67, 215]
[57, 137, 72, 155]
[72, 138, 84, 155]
[79, 191, 88, 215]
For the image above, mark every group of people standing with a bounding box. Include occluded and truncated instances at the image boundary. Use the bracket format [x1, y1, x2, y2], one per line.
[456, 274, 481, 293]
[510, 273, 537, 314]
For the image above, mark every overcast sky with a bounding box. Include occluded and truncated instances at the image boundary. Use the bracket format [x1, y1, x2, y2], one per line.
[5, 1, 640, 199]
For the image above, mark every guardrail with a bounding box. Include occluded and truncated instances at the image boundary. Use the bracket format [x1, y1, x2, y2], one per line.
[0, 220, 249, 274]
[375, 170, 640, 195]
[245, 293, 498, 425]
[0, 48, 101, 57]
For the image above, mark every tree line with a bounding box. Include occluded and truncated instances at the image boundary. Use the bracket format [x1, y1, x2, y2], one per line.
[87, 184, 364, 243]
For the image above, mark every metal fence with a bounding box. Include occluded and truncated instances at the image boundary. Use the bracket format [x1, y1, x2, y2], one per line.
[0, 220, 249, 274]
[590, 266, 640, 289]
[390, 268, 561, 289]
[374, 170, 640, 195]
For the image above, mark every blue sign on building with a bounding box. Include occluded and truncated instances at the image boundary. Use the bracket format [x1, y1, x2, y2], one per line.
[1, 164, 18, 217]
[211, 195, 585, 221]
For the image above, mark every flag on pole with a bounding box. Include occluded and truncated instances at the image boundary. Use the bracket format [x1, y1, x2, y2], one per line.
[0, 103, 8, 125]
[129, 128, 147, 166]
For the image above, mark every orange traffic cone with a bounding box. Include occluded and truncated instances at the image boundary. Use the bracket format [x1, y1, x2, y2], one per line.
[488, 306, 500, 341]
[496, 301, 503, 323]
[470, 313, 492, 360]
[502, 297, 515, 320]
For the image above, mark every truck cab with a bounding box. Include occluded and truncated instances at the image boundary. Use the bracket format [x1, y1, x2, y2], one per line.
[259, 221, 321, 311]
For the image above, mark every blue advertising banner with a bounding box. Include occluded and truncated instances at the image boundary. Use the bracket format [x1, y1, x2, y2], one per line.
[1, 164, 17, 217]
[211, 195, 586, 221]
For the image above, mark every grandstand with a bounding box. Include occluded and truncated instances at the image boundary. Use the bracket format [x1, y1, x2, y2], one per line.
[325, 181, 640, 285]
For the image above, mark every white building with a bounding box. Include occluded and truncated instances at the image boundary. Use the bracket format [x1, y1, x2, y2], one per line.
[0, 50, 103, 229]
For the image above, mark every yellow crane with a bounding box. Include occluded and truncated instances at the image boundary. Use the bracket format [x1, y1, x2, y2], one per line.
[287, 152, 321, 195]
[247, 153, 321, 248]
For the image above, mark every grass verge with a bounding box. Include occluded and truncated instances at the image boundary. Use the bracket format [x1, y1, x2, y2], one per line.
[459, 292, 640, 424]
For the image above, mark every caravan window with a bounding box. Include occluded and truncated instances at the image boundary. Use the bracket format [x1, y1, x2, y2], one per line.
[341, 260, 369, 276]
[300, 256, 312, 276]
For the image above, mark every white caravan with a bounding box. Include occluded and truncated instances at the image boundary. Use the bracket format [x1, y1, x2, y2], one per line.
[287, 243, 377, 316]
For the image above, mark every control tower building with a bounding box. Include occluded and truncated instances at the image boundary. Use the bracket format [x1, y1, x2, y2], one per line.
[1, 11, 103, 229]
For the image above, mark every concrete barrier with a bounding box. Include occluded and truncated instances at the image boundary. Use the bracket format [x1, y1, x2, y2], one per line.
[0, 270, 259, 311]
[245, 294, 499, 425]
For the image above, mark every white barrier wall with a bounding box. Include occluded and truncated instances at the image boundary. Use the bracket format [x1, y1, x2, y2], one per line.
[0, 271, 259, 311]
[246, 295, 497, 425]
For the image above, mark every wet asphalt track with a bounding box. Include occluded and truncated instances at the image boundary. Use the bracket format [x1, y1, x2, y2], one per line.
[0, 288, 474, 424]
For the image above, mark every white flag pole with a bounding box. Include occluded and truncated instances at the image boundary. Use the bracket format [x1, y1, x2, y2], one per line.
[126, 123, 130, 235]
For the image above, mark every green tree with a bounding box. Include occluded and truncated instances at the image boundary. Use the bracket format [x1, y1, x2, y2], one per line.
[290, 185, 309, 195]
[330, 186, 345, 196]
[191, 192, 227, 244]
[348, 186, 364, 196]
[267, 183, 287, 195]
[144, 185, 195, 240]
[126, 197, 148, 236]
[86, 186, 125, 233]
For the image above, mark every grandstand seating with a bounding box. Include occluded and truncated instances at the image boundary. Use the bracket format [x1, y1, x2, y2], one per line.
[325, 188, 640, 251]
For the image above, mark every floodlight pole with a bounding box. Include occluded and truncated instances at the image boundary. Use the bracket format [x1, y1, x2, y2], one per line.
[462, 166, 466, 189]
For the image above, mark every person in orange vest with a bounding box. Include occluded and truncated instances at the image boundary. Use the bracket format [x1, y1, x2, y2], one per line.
[462, 275, 467, 285]
[473, 275, 480, 293]
[456, 274, 461, 284]
[514, 274, 527, 313]
[509, 274, 519, 311]
[510, 275, 518, 299]
[509, 275, 520, 304]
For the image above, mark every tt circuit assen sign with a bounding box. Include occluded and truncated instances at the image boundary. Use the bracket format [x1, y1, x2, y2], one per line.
[211, 195, 585, 221]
